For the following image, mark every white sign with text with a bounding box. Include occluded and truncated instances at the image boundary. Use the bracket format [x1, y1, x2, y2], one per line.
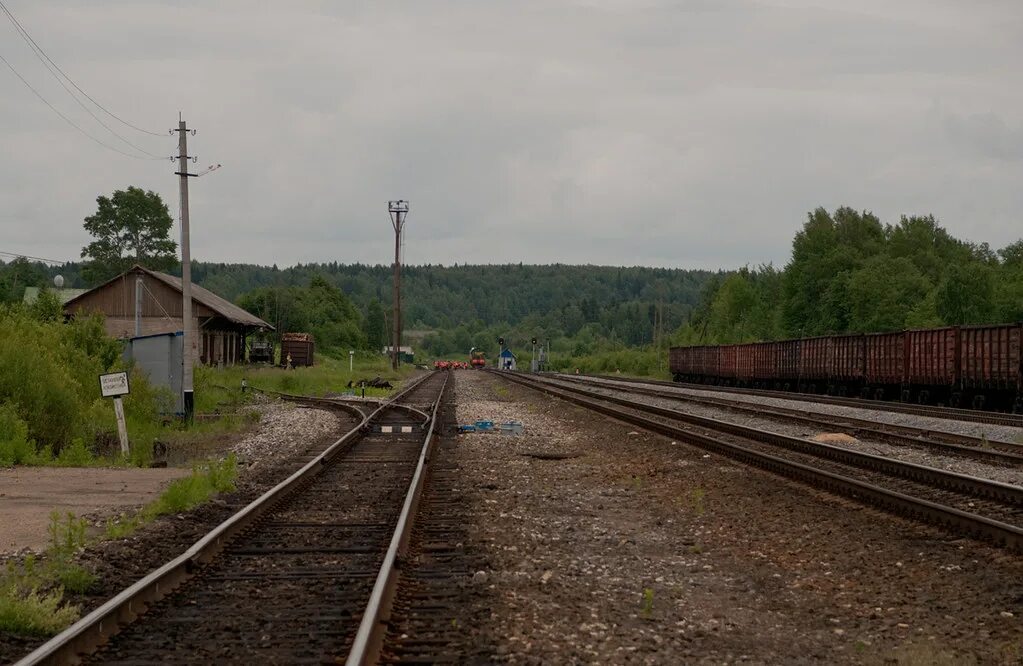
[99, 371, 130, 398]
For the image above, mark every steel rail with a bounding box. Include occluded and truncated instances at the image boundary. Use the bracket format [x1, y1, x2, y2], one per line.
[16, 372, 436, 666]
[581, 373, 1023, 427]
[558, 375, 1023, 464]
[495, 372, 1023, 552]
[241, 383, 432, 424]
[531, 375, 1023, 505]
[345, 372, 449, 666]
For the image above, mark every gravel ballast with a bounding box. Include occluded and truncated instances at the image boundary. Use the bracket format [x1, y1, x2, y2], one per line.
[455, 370, 1023, 664]
[579, 375, 1023, 445]
[545, 377, 1023, 486]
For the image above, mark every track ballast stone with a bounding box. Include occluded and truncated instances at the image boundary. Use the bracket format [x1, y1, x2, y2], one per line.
[454, 370, 1023, 664]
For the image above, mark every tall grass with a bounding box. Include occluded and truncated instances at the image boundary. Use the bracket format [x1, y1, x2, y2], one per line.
[550, 347, 670, 379]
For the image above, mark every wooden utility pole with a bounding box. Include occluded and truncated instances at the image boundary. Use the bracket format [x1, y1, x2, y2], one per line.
[388, 200, 409, 371]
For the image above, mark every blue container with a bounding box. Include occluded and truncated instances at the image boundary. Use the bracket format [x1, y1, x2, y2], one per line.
[457, 424, 477, 433]
[475, 420, 495, 431]
[498, 421, 524, 435]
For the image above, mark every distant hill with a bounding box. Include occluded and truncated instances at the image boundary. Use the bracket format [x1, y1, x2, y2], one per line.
[187, 262, 715, 342]
[4, 259, 716, 351]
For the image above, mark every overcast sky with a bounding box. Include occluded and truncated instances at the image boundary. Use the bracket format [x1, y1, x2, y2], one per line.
[2, 0, 1021, 271]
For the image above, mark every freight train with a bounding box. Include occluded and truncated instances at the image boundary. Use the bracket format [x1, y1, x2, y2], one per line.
[669, 323, 1022, 412]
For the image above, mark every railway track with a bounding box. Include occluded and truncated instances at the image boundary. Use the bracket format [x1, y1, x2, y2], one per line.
[495, 372, 1023, 553]
[581, 373, 1023, 428]
[559, 375, 1023, 465]
[17, 371, 469, 666]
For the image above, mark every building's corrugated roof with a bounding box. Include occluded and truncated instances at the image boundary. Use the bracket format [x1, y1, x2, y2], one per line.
[142, 268, 272, 329]
[64, 265, 273, 330]
[23, 287, 88, 305]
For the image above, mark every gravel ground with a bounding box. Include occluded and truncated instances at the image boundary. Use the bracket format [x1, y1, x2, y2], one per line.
[456, 370, 1023, 664]
[0, 399, 355, 665]
[230, 401, 344, 471]
[544, 377, 1023, 487]
[577, 375, 1023, 445]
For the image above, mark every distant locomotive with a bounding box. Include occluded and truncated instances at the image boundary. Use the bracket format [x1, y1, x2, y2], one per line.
[470, 347, 487, 369]
[670, 323, 1022, 412]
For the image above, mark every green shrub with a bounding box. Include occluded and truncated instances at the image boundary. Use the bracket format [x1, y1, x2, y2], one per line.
[0, 582, 80, 636]
[55, 438, 94, 467]
[146, 455, 238, 517]
[0, 403, 35, 466]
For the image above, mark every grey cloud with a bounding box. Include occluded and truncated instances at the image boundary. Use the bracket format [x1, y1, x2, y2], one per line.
[1, 0, 1021, 270]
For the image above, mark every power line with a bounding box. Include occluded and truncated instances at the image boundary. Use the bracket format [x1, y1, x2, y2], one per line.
[0, 0, 164, 137]
[0, 1, 167, 158]
[0, 51, 167, 160]
[0, 250, 70, 265]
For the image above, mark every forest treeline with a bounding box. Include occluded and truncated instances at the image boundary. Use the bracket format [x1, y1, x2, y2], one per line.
[4, 204, 1019, 361]
[0, 259, 713, 356]
[678, 207, 1023, 345]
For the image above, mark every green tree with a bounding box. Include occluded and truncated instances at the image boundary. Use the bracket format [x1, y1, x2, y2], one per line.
[363, 299, 387, 350]
[81, 187, 177, 285]
[886, 215, 972, 283]
[935, 263, 995, 324]
[781, 207, 884, 336]
[0, 258, 47, 303]
[845, 256, 932, 332]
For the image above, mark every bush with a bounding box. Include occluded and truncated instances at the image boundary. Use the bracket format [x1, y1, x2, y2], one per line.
[0, 582, 80, 636]
[0, 306, 164, 461]
[146, 455, 238, 516]
[0, 403, 35, 466]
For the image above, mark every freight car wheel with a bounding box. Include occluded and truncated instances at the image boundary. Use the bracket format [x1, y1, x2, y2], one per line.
[950, 393, 962, 408]
[917, 390, 930, 405]
[973, 394, 986, 410]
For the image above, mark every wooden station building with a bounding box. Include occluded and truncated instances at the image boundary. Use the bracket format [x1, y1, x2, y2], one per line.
[63, 265, 273, 366]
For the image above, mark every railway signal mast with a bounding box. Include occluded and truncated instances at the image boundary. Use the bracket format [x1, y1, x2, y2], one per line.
[388, 200, 409, 371]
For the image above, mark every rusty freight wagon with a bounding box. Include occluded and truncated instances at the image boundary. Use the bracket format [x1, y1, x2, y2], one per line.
[669, 322, 1023, 413]
[864, 332, 905, 400]
[748, 342, 779, 387]
[905, 327, 958, 404]
[775, 339, 801, 389]
[959, 324, 1022, 410]
[797, 336, 831, 392]
[281, 332, 315, 367]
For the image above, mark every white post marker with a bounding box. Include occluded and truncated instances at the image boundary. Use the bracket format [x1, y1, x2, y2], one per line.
[349, 350, 354, 373]
[99, 372, 131, 456]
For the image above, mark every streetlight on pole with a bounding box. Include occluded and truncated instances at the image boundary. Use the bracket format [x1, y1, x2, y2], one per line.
[388, 200, 409, 371]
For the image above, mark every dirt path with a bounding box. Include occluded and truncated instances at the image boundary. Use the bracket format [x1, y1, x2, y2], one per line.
[0, 467, 190, 552]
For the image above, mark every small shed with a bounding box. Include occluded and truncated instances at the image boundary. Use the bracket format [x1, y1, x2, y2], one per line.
[382, 345, 415, 364]
[498, 348, 517, 371]
[63, 265, 273, 366]
[123, 331, 184, 414]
